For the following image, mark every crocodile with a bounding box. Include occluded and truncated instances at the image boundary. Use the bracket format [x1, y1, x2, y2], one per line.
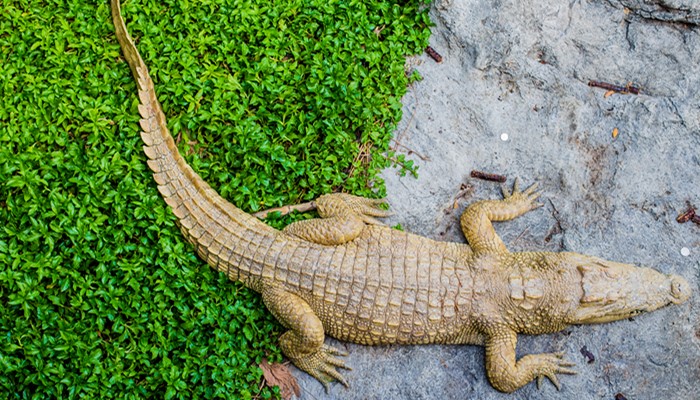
[111, 0, 692, 394]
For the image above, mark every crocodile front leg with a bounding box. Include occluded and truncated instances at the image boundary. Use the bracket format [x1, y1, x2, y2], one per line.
[484, 325, 576, 393]
[261, 284, 351, 391]
[460, 179, 542, 254]
[283, 193, 391, 245]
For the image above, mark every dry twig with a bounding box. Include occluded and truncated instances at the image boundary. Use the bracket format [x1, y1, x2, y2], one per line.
[253, 201, 317, 219]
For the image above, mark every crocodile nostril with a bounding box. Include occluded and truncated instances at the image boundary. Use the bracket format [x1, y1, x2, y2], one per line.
[669, 275, 691, 304]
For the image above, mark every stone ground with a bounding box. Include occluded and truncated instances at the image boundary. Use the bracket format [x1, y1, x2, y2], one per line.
[293, 0, 700, 398]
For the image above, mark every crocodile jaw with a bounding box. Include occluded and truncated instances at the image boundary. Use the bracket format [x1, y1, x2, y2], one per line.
[564, 254, 691, 325]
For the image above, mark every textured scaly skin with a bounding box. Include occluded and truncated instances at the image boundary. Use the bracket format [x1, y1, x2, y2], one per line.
[111, 1, 692, 393]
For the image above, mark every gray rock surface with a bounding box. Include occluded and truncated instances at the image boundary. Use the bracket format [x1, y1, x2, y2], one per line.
[603, 0, 700, 25]
[295, 0, 700, 398]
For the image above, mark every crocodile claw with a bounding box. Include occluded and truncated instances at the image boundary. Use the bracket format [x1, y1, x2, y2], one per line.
[322, 193, 393, 225]
[293, 343, 352, 393]
[534, 352, 577, 391]
[345, 194, 394, 224]
[502, 178, 543, 210]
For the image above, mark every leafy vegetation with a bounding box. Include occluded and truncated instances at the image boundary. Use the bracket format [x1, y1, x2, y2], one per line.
[0, 0, 431, 398]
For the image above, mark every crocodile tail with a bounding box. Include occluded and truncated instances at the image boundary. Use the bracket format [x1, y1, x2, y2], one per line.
[111, 0, 276, 273]
[111, 0, 190, 203]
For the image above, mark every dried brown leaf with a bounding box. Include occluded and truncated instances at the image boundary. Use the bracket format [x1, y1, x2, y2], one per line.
[259, 359, 301, 400]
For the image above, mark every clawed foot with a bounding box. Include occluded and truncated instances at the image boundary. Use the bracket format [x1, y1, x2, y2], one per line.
[290, 344, 352, 392]
[283, 193, 392, 245]
[533, 352, 577, 391]
[318, 193, 393, 226]
[501, 178, 543, 212]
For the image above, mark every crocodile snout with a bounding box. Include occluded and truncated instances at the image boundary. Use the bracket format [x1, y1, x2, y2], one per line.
[669, 275, 691, 304]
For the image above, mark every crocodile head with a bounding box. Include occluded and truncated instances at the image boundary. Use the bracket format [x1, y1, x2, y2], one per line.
[558, 253, 691, 324]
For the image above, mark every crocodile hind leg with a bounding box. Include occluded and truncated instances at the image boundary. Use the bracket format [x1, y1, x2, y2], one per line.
[283, 193, 391, 245]
[460, 178, 542, 254]
[484, 326, 576, 392]
[261, 284, 351, 391]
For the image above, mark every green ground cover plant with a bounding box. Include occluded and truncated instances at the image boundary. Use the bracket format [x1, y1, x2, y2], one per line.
[0, 0, 431, 398]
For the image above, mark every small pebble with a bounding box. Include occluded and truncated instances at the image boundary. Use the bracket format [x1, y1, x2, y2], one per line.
[680, 247, 690, 257]
[500, 133, 509, 141]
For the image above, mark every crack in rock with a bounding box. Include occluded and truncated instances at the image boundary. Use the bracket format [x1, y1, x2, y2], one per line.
[600, 0, 700, 25]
